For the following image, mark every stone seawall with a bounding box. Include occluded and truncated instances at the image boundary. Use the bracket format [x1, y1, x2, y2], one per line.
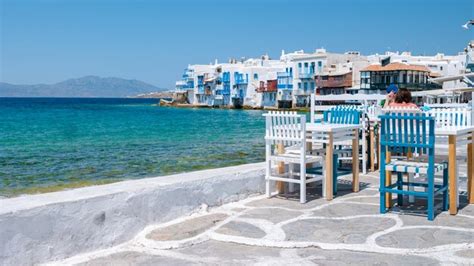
[0, 163, 265, 265]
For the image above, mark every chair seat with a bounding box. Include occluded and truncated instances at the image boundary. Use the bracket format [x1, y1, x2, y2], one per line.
[269, 153, 323, 164]
[386, 160, 447, 174]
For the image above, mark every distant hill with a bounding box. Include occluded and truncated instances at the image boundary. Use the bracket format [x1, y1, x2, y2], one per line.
[0, 76, 167, 97]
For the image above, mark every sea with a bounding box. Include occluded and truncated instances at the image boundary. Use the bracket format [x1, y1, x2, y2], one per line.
[0, 98, 266, 196]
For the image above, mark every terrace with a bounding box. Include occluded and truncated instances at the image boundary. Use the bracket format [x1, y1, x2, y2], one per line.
[45, 170, 473, 265]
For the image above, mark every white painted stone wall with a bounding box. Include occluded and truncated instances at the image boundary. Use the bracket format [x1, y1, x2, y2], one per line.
[0, 162, 265, 266]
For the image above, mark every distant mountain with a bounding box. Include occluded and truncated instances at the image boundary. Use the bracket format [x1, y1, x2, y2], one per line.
[0, 76, 167, 97]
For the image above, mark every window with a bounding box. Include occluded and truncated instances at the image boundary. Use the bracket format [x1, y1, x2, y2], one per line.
[253, 73, 258, 80]
[440, 66, 443, 71]
[318, 61, 322, 67]
[310, 82, 314, 90]
[298, 63, 302, 70]
[322, 76, 328, 81]
[303, 82, 308, 90]
[298, 82, 302, 89]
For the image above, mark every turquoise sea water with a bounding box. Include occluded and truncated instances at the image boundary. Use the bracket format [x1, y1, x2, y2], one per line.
[0, 98, 265, 196]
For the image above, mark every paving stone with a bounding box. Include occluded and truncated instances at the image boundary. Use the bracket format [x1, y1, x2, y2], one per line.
[283, 217, 395, 244]
[297, 248, 440, 266]
[215, 221, 266, 238]
[176, 240, 283, 263]
[75, 251, 194, 266]
[146, 213, 228, 241]
[342, 195, 380, 204]
[376, 228, 474, 249]
[240, 208, 303, 224]
[454, 249, 474, 259]
[312, 202, 379, 217]
[400, 212, 474, 229]
[245, 194, 327, 210]
[458, 201, 474, 216]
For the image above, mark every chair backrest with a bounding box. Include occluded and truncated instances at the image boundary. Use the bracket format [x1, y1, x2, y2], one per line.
[263, 111, 306, 147]
[380, 113, 435, 156]
[323, 106, 361, 124]
[367, 104, 382, 121]
[427, 107, 472, 127]
[382, 106, 422, 114]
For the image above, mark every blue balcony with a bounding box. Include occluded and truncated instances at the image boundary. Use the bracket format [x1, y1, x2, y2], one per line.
[277, 84, 294, 90]
[222, 72, 231, 83]
[234, 72, 248, 85]
[277, 72, 293, 90]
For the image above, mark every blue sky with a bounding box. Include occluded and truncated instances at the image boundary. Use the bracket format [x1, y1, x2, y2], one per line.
[1, 0, 472, 88]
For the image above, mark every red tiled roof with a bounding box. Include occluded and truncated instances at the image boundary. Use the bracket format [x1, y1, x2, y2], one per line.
[362, 62, 430, 72]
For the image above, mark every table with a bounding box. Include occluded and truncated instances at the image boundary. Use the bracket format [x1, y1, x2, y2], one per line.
[306, 123, 361, 200]
[435, 126, 474, 214]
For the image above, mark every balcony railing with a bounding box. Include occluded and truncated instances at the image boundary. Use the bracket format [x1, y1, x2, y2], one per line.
[277, 72, 292, 78]
[236, 79, 248, 85]
[277, 84, 293, 90]
[294, 89, 313, 96]
[298, 72, 315, 79]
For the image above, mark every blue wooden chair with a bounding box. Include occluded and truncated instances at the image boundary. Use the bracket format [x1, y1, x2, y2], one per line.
[379, 113, 448, 221]
[308, 106, 362, 195]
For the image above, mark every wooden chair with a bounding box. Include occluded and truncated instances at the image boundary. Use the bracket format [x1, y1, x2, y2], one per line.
[264, 111, 324, 203]
[379, 112, 448, 221]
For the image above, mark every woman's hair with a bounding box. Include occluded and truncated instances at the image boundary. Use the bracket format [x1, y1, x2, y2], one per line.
[395, 88, 412, 103]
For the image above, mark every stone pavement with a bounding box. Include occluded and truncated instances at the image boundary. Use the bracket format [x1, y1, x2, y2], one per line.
[48, 172, 474, 265]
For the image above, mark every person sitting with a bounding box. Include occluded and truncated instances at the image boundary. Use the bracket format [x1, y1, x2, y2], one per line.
[388, 88, 418, 108]
[382, 84, 398, 108]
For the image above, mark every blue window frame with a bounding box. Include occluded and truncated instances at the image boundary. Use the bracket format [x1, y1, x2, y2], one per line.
[254, 73, 258, 80]
[298, 82, 302, 89]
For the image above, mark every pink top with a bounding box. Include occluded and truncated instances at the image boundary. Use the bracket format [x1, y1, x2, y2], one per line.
[388, 102, 418, 108]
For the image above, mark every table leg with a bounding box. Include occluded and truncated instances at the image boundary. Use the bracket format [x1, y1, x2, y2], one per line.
[370, 128, 375, 172]
[385, 151, 392, 208]
[468, 132, 474, 204]
[377, 128, 381, 171]
[352, 129, 359, 192]
[448, 135, 457, 215]
[325, 133, 334, 200]
[277, 143, 285, 194]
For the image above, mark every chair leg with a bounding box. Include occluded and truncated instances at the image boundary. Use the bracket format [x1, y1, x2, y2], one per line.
[300, 163, 306, 204]
[266, 178, 271, 198]
[408, 173, 415, 203]
[288, 163, 295, 193]
[333, 153, 338, 195]
[427, 171, 435, 221]
[397, 172, 403, 206]
[443, 167, 448, 211]
[380, 167, 386, 214]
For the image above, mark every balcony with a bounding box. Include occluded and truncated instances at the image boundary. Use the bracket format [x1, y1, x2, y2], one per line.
[277, 84, 293, 90]
[256, 80, 277, 93]
[298, 72, 315, 79]
[294, 89, 312, 96]
[316, 75, 352, 88]
[234, 72, 248, 86]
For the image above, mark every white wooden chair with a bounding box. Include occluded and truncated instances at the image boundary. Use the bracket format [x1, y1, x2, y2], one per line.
[264, 111, 324, 203]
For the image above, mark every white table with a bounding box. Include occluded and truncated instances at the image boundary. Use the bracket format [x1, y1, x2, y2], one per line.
[306, 123, 361, 200]
[434, 126, 474, 214]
